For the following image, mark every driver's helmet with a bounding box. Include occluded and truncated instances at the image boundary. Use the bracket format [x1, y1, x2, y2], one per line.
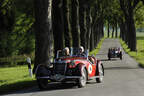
[79, 46, 84, 53]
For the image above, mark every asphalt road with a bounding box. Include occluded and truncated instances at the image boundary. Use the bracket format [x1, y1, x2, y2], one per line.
[3, 38, 144, 96]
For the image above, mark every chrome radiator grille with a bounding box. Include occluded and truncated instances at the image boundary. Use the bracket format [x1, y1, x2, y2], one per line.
[53, 63, 67, 75]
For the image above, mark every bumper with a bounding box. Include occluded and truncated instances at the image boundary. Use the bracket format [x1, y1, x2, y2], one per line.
[36, 74, 82, 81]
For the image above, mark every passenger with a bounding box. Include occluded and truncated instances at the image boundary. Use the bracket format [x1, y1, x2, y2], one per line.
[89, 57, 95, 64]
[63, 47, 70, 56]
[77, 46, 86, 57]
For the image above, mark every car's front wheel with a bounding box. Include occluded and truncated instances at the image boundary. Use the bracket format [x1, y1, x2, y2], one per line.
[96, 63, 104, 83]
[77, 68, 87, 88]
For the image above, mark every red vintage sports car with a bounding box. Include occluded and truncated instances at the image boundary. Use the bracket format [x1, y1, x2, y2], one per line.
[35, 48, 104, 90]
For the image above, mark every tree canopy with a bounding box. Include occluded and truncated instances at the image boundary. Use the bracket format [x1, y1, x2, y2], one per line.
[0, 0, 144, 67]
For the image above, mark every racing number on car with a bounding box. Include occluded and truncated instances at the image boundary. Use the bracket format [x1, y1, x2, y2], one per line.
[88, 64, 92, 74]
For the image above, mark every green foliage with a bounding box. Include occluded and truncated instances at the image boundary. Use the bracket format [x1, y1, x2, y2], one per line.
[135, 2, 144, 28]
[12, 14, 35, 55]
[0, 0, 35, 57]
[0, 0, 15, 57]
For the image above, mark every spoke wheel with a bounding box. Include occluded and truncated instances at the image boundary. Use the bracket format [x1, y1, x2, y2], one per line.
[96, 64, 104, 83]
[78, 68, 87, 88]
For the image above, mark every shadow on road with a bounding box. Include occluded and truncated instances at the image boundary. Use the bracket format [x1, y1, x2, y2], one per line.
[100, 59, 109, 61]
[100, 58, 120, 61]
[4, 81, 101, 95]
[42, 82, 78, 90]
[4, 82, 79, 95]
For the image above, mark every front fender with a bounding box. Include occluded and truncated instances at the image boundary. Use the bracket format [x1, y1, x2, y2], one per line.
[96, 60, 104, 76]
[76, 63, 88, 78]
[35, 64, 51, 77]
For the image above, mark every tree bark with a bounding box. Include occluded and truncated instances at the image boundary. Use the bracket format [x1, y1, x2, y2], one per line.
[119, 0, 137, 51]
[112, 26, 114, 38]
[71, 0, 81, 47]
[52, 0, 65, 56]
[90, 29, 94, 51]
[63, 0, 72, 47]
[126, 13, 136, 51]
[119, 22, 126, 41]
[34, 0, 53, 72]
[79, 1, 87, 49]
[115, 23, 118, 38]
[107, 22, 110, 38]
[86, 7, 92, 49]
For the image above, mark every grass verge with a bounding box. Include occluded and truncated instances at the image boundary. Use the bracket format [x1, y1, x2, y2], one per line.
[120, 35, 144, 67]
[0, 65, 36, 95]
[90, 37, 105, 55]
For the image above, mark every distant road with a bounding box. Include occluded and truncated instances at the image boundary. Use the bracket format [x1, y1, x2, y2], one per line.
[4, 38, 144, 96]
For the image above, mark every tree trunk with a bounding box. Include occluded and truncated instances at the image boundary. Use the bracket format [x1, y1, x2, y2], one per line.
[112, 26, 114, 38]
[52, 0, 65, 56]
[107, 22, 110, 38]
[101, 21, 104, 38]
[90, 30, 94, 51]
[99, 18, 104, 38]
[94, 23, 98, 48]
[79, 1, 87, 49]
[119, 22, 124, 40]
[71, 0, 81, 47]
[34, 0, 53, 72]
[119, 0, 137, 51]
[86, 7, 92, 49]
[126, 14, 136, 51]
[115, 23, 118, 38]
[63, 0, 72, 47]
[125, 22, 129, 45]
[120, 20, 127, 43]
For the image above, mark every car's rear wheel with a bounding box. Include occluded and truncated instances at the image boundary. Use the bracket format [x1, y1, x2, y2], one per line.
[108, 53, 111, 60]
[78, 68, 87, 88]
[120, 52, 122, 60]
[96, 64, 104, 83]
[37, 78, 48, 90]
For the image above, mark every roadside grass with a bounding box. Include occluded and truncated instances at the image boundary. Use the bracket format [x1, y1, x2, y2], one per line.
[0, 65, 36, 94]
[90, 37, 105, 55]
[120, 32, 144, 67]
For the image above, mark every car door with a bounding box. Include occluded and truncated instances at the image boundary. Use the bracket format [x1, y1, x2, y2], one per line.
[88, 57, 96, 77]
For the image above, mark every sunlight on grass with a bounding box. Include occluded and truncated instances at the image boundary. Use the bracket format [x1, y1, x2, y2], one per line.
[120, 34, 144, 67]
[0, 65, 34, 85]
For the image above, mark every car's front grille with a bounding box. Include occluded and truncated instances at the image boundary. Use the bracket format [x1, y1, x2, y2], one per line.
[53, 63, 67, 75]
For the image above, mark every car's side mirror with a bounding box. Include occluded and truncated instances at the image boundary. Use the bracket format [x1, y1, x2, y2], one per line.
[26, 57, 33, 77]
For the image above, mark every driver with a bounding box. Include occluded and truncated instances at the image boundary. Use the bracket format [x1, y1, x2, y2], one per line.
[77, 46, 86, 57]
[63, 47, 70, 56]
